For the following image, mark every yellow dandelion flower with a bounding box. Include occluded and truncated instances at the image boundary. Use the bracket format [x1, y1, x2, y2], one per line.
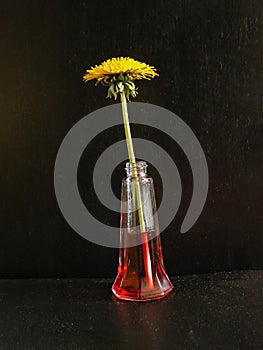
[83, 57, 158, 83]
[83, 57, 158, 100]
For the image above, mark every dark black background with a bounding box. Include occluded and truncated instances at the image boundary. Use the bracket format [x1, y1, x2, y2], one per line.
[1, 0, 262, 278]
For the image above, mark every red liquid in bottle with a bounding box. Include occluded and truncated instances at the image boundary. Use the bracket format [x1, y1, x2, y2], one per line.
[112, 230, 173, 301]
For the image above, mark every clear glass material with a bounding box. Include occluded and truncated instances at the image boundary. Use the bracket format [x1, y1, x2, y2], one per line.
[112, 161, 174, 301]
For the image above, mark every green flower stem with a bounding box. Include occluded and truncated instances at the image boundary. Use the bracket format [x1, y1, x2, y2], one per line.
[120, 91, 145, 232]
[120, 91, 136, 164]
[120, 91, 154, 287]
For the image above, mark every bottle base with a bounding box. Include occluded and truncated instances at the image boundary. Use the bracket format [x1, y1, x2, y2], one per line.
[112, 284, 174, 302]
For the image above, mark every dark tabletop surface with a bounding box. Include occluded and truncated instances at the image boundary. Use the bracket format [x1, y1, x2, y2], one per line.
[0, 271, 262, 350]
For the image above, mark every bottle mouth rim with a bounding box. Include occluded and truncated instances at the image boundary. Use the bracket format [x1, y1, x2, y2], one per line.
[125, 160, 148, 172]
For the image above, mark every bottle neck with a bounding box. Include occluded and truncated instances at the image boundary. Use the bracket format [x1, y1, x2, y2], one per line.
[125, 161, 148, 177]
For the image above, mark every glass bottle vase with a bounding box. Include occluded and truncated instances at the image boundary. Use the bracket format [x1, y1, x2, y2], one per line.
[112, 161, 173, 301]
